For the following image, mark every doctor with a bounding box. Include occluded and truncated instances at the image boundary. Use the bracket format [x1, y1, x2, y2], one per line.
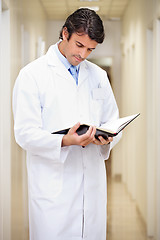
[13, 8, 121, 240]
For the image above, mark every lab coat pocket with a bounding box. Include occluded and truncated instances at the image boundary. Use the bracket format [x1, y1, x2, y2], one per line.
[91, 88, 107, 125]
[29, 156, 64, 198]
[92, 87, 107, 100]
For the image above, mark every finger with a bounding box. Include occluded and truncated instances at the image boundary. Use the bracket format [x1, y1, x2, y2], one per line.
[69, 122, 80, 135]
[98, 136, 110, 145]
[108, 137, 113, 142]
[87, 126, 96, 141]
[92, 138, 103, 145]
[86, 126, 96, 141]
[79, 126, 96, 146]
[78, 126, 93, 141]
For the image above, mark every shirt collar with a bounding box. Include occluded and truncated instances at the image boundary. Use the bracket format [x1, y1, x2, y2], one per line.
[55, 41, 79, 72]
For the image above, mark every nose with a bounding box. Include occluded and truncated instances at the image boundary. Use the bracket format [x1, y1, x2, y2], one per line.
[80, 48, 89, 59]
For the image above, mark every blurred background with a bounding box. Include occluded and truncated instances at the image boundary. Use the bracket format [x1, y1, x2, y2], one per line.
[0, 0, 160, 239]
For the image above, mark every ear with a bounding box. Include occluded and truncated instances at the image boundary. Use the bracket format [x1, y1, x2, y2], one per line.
[62, 27, 69, 41]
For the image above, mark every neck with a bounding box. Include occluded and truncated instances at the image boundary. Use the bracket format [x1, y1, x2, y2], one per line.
[58, 41, 65, 58]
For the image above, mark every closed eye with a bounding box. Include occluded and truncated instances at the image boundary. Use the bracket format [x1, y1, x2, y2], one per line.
[75, 41, 96, 51]
[88, 48, 94, 52]
[76, 42, 83, 48]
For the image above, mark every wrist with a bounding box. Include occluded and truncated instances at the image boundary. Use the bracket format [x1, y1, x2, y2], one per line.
[62, 134, 71, 147]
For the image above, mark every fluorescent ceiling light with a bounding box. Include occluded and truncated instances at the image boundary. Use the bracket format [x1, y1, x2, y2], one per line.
[79, 0, 99, 2]
[108, 17, 121, 21]
[79, 6, 100, 12]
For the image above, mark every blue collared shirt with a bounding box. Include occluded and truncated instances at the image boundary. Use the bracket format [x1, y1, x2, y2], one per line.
[55, 42, 79, 84]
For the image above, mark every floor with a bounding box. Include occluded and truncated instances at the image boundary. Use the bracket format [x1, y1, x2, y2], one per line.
[106, 169, 154, 240]
[11, 158, 155, 240]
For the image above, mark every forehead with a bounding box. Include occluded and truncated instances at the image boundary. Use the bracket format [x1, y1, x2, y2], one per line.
[70, 32, 98, 48]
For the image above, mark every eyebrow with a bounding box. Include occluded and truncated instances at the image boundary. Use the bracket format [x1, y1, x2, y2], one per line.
[76, 41, 96, 50]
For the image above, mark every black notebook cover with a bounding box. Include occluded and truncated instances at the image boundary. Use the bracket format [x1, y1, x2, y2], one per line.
[52, 124, 117, 140]
[52, 113, 140, 140]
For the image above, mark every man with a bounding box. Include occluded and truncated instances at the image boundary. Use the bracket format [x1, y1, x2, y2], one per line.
[13, 8, 121, 240]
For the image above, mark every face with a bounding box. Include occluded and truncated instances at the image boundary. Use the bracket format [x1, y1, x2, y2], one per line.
[59, 28, 98, 66]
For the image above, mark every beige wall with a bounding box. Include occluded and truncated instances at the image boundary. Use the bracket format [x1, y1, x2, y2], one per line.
[0, 1, 11, 240]
[121, 0, 147, 220]
[120, 0, 160, 238]
[9, 0, 46, 239]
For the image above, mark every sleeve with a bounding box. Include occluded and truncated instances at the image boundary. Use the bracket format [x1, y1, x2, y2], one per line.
[97, 70, 122, 160]
[12, 69, 69, 162]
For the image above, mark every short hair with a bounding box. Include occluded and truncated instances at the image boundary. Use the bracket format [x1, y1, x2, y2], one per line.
[59, 8, 105, 44]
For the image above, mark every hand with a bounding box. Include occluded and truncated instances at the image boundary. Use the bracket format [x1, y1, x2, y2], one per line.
[92, 136, 113, 145]
[62, 122, 97, 147]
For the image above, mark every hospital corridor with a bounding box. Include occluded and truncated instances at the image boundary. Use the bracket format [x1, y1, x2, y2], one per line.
[0, 0, 160, 239]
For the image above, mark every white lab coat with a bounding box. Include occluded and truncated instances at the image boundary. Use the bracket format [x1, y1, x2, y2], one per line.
[13, 44, 121, 240]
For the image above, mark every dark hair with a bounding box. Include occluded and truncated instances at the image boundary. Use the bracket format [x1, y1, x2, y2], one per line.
[59, 8, 105, 44]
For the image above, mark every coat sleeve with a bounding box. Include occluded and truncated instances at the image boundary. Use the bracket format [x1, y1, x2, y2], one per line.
[12, 69, 69, 162]
[97, 70, 122, 160]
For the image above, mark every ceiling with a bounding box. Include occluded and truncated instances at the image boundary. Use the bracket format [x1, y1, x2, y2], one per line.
[39, 0, 130, 20]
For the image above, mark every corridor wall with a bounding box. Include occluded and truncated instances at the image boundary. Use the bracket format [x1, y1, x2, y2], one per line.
[9, 0, 47, 239]
[0, 0, 10, 239]
[120, 0, 160, 238]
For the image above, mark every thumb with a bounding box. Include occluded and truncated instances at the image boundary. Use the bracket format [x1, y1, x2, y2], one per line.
[69, 122, 81, 135]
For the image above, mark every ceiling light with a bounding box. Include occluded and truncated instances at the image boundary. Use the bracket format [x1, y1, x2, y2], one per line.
[79, 6, 100, 12]
[108, 17, 121, 21]
[79, 0, 99, 2]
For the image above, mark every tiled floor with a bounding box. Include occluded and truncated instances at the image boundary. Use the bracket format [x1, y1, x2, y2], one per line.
[106, 177, 154, 240]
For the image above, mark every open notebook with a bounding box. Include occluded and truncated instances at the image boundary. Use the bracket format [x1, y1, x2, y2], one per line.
[52, 113, 140, 140]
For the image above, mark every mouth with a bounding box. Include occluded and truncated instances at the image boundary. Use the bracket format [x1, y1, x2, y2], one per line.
[74, 55, 84, 62]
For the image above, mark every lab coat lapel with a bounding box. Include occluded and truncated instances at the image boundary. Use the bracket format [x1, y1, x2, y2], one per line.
[46, 45, 75, 84]
[46, 44, 89, 86]
[78, 61, 89, 87]
[54, 64, 72, 83]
